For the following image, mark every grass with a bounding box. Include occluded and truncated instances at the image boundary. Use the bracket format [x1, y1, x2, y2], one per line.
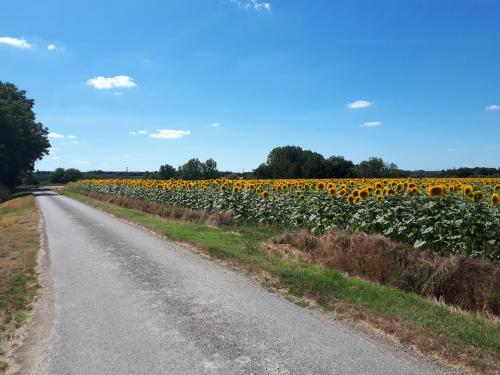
[0, 195, 40, 373]
[61, 189, 500, 374]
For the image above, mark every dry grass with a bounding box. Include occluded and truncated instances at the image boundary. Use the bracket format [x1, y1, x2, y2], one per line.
[77, 191, 235, 227]
[0, 195, 40, 373]
[267, 230, 500, 315]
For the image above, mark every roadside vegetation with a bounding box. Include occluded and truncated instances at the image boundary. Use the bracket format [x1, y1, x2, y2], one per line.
[0, 195, 40, 373]
[61, 189, 500, 374]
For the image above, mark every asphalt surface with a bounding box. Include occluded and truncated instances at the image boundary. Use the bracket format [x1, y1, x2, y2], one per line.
[20, 190, 457, 374]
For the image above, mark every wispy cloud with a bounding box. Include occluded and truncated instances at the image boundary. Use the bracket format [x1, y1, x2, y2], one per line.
[211, 123, 220, 128]
[48, 132, 65, 138]
[348, 100, 373, 109]
[361, 121, 381, 128]
[0, 36, 32, 49]
[129, 130, 148, 136]
[448, 148, 456, 152]
[47, 43, 57, 51]
[149, 129, 191, 139]
[86, 75, 137, 90]
[68, 135, 77, 139]
[230, 0, 271, 11]
[485, 104, 500, 111]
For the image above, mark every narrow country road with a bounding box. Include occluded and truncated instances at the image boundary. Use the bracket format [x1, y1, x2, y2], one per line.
[19, 190, 456, 375]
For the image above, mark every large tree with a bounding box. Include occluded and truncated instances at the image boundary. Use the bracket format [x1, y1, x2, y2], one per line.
[0, 82, 50, 188]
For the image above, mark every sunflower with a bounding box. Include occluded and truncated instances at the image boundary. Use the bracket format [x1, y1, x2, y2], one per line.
[472, 190, 483, 202]
[328, 187, 336, 196]
[491, 194, 499, 206]
[359, 189, 369, 199]
[462, 185, 473, 196]
[262, 191, 270, 199]
[427, 185, 444, 197]
[347, 195, 355, 204]
[317, 182, 325, 191]
[220, 185, 227, 192]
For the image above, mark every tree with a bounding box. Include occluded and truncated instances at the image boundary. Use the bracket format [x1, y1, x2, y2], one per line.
[201, 158, 218, 179]
[158, 164, 177, 179]
[300, 150, 327, 178]
[63, 168, 82, 182]
[0, 82, 50, 188]
[178, 158, 203, 179]
[355, 157, 386, 178]
[253, 163, 272, 178]
[50, 168, 66, 183]
[266, 146, 304, 178]
[325, 156, 355, 178]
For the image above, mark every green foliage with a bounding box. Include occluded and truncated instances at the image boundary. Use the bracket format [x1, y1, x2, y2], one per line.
[0, 82, 50, 188]
[50, 168, 82, 183]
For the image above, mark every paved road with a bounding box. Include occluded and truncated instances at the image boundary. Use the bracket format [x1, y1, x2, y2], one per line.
[20, 190, 455, 374]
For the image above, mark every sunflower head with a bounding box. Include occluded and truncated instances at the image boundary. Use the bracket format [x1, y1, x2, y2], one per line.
[262, 191, 270, 199]
[317, 182, 325, 191]
[427, 185, 444, 197]
[492, 193, 499, 206]
[472, 190, 483, 202]
[359, 189, 369, 199]
[328, 187, 336, 196]
[347, 195, 355, 204]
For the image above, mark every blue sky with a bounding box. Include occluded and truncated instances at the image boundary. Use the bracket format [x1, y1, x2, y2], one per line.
[1, 0, 499, 172]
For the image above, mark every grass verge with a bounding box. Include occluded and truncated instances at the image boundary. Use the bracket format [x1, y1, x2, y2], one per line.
[61, 189, 500, 374]
[0, 195, 40, 373]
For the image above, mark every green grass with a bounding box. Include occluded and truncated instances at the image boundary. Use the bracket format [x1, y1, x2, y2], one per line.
[61, 190, 500, 356]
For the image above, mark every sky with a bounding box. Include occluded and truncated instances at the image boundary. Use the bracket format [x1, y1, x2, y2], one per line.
[1, 0, 499, 172]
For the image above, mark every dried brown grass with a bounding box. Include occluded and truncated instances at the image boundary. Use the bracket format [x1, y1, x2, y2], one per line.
[0, 195, 40, 374]
[77, 191, 235, 227]
[268, 230, 500, 315]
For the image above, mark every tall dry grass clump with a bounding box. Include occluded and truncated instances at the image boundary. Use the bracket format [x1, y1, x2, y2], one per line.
[268, 230, 500, 314]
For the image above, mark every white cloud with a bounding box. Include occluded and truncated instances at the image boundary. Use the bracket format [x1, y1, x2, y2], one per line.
[149, 129, 191, 139]
[0, 36, 32, 49]
[47, 44, 57, 51]
[86, 75, 137, 90]
[68, 135, 77, 139]
[113, 92, 124, 96]
[348, 100, 373, 109]
[48, 132, 65, 138]
[485, 104, 500, 111]
[48, 147, 59, 155]
[361, 121, 381, 128]
[70, 141, 80, 144]
[129, 130, 148, 136]
[448, 148, 456, 152]
[230, 0, 271, 11]
[51, 156, 61, 160]
[211, 123, 220, 128]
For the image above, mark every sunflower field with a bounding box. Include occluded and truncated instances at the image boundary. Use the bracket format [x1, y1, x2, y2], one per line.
[69, 177, 500, 262]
